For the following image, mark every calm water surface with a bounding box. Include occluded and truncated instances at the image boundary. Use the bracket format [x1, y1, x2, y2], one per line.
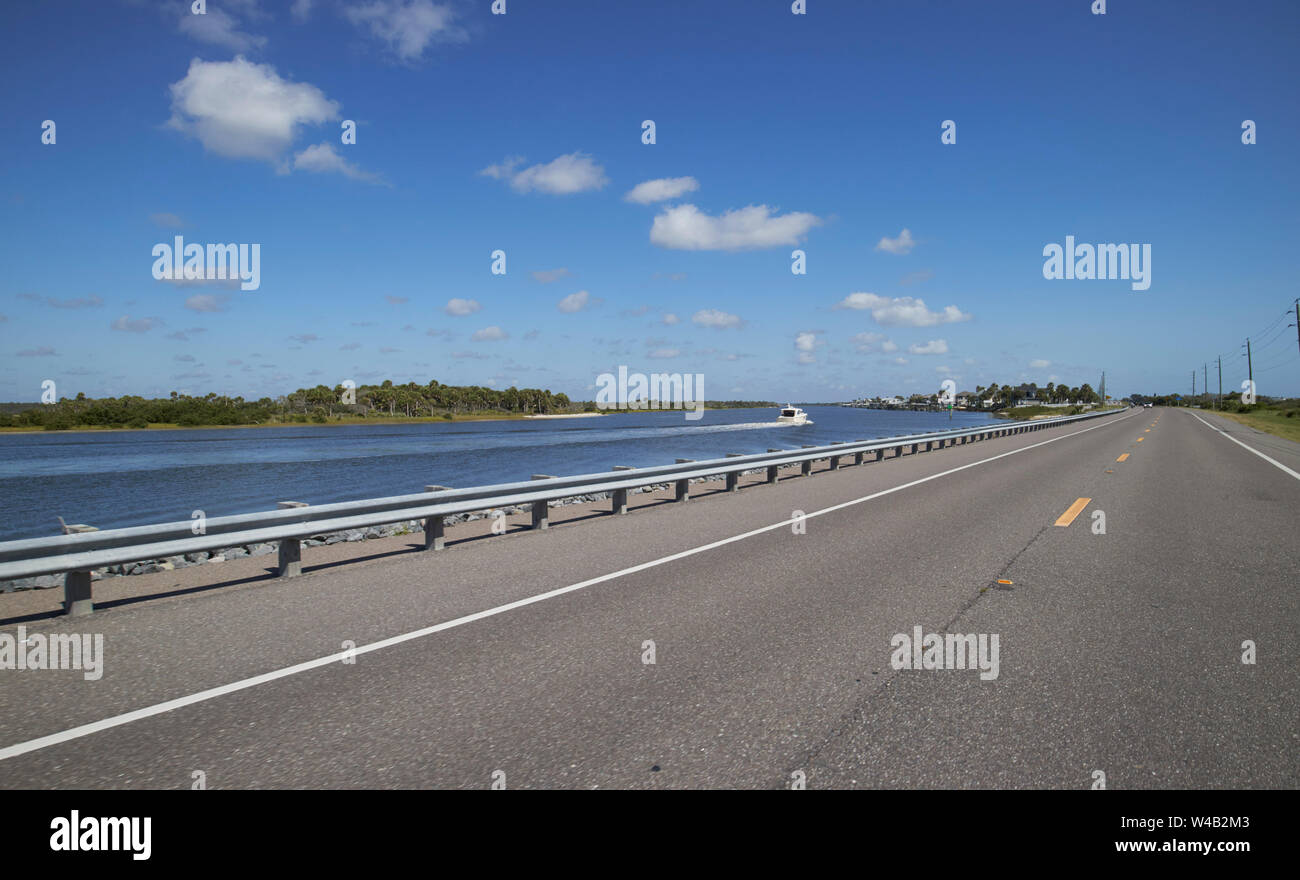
[0, 406, 999, 541]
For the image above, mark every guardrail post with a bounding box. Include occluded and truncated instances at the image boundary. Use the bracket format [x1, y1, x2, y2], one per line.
[725, 454, 743, 491]
[276, 501, 308, 577]
[829, 442, 844, 469]
[611, 466, 635, 513]
[765, 450, 781, 483]
[422, 486, 451, 549]
[530, 475, 556, 529]
[278, 539, 303, 578]
[910, 442, 919, 454]
[800, 446, 815, 476]
[676, 460, 696, 501]
[875, 448, 885, 461]
[63, 570, 93, 617]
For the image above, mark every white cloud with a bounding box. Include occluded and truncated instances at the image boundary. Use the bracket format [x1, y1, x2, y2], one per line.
[481, 152, 608, 195]
[472, 326, 508, 341]
[177, 6, 266, 53]
[650, 204, 821, 251]
[111, 315, 160, 333]
[909, 339, 949, 355]
[851, 332, 897, 354]
[893, 357, 908, 365]
[444, 298, 480, 316]
[1030, 359, 1051, 369]
[530, 268, 571, 283]
[876, 228, 916, 255]
[166, 57, 339, 163]
[647, 348, 680, 359]
[834, 292, 971, 327]
[795, 331, 824, 364]
[292, 142, 385, 184]
[184, 294, 229, 312]
[344, 0, 466, 61]
[291, 0, 314, 20]
[662, 313, 679, 325]
[624, 176, 699, 204]
[150, 212, 184, 228]
[557, 290, 593, 313]
[480, 155, 523, 180]
[692, 309, 743, 329]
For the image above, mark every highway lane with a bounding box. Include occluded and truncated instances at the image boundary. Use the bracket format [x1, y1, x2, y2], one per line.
[0, 407, 1295, 788]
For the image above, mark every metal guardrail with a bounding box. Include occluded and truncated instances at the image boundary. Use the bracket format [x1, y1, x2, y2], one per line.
[0, 407, 1126, 615]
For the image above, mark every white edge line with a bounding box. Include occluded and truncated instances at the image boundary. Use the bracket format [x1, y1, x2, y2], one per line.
[0, 410, 1136, 762]
[1188, 411, 1300, 481]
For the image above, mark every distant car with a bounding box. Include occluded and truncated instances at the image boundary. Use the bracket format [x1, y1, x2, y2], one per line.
[1144, 403, 1153, 408]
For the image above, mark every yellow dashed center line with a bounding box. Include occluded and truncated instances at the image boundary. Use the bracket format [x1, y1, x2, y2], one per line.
[1136, 437, 1144, 442]
[1116, 453, 1129, 462]
[1054, 496, 1092, 527]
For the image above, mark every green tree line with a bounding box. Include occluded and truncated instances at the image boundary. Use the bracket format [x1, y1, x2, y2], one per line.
[0, 379, 575, 430]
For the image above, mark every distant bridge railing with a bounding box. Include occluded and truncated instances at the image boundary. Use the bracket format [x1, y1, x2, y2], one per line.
[0, 407, 1127, 615]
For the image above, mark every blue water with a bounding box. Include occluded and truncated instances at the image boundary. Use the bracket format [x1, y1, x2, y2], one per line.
[0, 406, 1000, 541]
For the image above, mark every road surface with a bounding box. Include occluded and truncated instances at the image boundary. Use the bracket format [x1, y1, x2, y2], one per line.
[0, 407, 1295, 789]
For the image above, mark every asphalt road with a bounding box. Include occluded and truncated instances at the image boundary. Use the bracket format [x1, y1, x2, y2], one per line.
[1, 407, 1296, 789]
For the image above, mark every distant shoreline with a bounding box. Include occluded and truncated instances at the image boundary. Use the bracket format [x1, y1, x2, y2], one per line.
[0, 405, 785, 435]
[0, 411, 553, 435]
[523, 412, 604, 419]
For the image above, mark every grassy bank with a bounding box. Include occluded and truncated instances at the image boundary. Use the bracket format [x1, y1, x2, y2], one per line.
[1204, 407, 1300, 444]
[997, 404, 1127, 421]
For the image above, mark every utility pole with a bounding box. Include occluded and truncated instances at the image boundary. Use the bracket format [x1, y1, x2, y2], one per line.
[1192, 370, 1196, 398]
[1246, 338, 1253, 387]
[1217, 356, 1222, 409]
[1289, 296, 1300, 358]
[1203, 363, 1208, 406]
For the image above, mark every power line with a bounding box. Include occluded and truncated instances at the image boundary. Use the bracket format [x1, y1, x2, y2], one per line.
[1253, 353, 1300, 373]
[1248, 308, 1290, 342]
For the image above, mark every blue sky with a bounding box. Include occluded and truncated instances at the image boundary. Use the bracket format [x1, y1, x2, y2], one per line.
[2, 0, 1298, 403]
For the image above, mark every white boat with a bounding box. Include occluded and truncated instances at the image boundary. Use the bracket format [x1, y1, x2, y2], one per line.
[776, 405, 811, 425]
